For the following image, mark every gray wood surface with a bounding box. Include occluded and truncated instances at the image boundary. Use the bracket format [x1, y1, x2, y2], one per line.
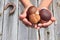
[2, 0, 18, 40]
[38, 0, 55, 40]
[18, 2, 28, 40]
[0, 0, 4, 40]
[38, 0, 48, 40]
[18, 0, 38, 40]
[48, 2, 55, 40]
[53, 0, 60, 40]
[0, 0, 59, 40]
[28, 0, 38, 40]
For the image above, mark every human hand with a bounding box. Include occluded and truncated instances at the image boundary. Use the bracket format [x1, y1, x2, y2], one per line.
[19, 6, 32, 26]
[36, 0, 56, 29]
[19, 0, 56, 29]
[19, 0, 39, 29]
[37, 8, 56, 29]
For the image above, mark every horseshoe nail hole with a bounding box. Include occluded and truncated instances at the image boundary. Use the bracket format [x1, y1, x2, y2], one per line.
[0, 33, 2, 36]
[57, 1, 60, 7]
[9, 5, 13, 9]
[0, 13, 2, 16]
[47, 31, 50, 35]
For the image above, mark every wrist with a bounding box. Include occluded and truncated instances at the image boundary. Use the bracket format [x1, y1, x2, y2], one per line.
[39, 0, 52, 9]
[20, 0, 33, 8]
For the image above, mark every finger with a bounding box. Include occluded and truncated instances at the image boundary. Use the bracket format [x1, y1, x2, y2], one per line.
[51, 17, 56, 22]
[38, 23, 43, 27]
[42, 20, 53, 27]
[38, 23, 47, 28]
[34, 24, 37, 29]
[36, 27, 40, 29]
[19, 7, 29, 20]
[22, 18, 32, 26]
[19, 13, 26, 20]
[37, 23, 43, 29]
[32, 24, 40, 29]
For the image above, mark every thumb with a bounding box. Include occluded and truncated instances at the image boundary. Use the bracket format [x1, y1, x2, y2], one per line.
[19, 7, 30, 20]
[19, 12, 27, 20]
[51, 17, 56, 22]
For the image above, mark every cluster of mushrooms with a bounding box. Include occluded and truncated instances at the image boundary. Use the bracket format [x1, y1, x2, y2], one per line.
[26, 6, 51, 24]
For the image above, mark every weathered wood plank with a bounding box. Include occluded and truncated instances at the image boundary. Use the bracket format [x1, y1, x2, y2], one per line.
[28, 0, 38, 40]
[39, 28, 48, 40]
[0, 0, 4, 40]
[2, 0, 18, 40]
[38, 0, 55, 40]
[18, 0, 38, 40]
[53, 0, 60, 40]
[38, 0, 48, 40]
[48, 2, 55, 40]
[0, 0, 58, 40]
[18, 2, 28, 40]
[48, 24, 55, 40]
[28, 28, 38, 40]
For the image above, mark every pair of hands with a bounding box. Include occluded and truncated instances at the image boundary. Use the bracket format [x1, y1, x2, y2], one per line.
[19, 0, 56, 29]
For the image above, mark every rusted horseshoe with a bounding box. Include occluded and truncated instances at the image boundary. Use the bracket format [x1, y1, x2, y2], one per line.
[4, 2, 16, 15]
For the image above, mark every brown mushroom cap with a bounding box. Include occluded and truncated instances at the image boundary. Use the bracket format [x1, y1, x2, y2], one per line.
[26, 6, 40, 24]
[27, 6, 37, 15]
[26, 6, 37, 20]
[39, 9, 51, 21]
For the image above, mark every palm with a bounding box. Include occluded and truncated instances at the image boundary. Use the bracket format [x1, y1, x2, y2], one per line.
[19, 0, 56, 29]
[38, 16, 56, 28]
[19, 6, 32, 26]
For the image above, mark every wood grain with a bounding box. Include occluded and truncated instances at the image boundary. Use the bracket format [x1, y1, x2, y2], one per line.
[0, 0, 4, 40]
[28, 0, 38, 40]
[53, 0, 60, 40]
[2, 0, 18, 40]
[18, 0, 38, 40]
[0, 0, 58, 40]
[38, 0, 48, 40]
